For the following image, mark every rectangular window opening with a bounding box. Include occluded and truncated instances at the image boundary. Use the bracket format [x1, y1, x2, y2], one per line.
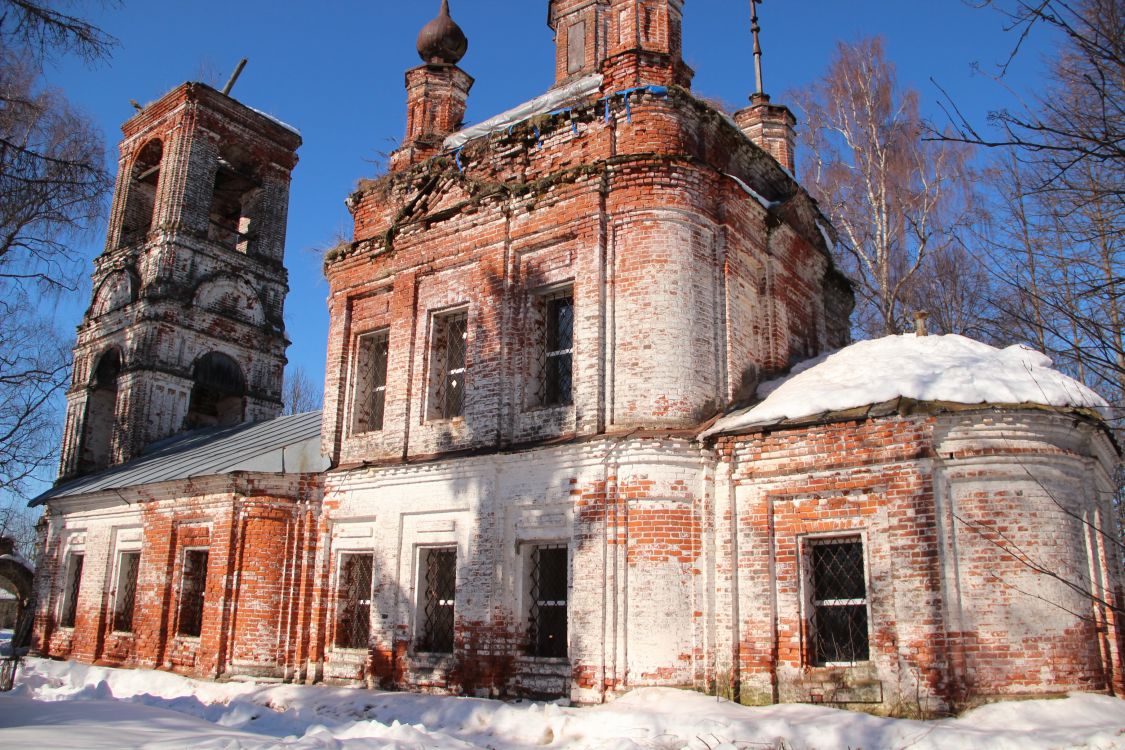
[113, 551, 141, 633]
[177, 549, 209, 638]
[352, 330, 390, 434]
[416, 547, 456, 654]
[335, 553, 374, 650]
[429, 312, 468, 420]
[528, 544, 568, 658]
[808, 537, 869, 666]
[532, 289, 573, 408]
[60, 553, 84, 628]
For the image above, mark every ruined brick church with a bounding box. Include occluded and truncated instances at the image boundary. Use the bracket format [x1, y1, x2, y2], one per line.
[29, 1, 1123, 711]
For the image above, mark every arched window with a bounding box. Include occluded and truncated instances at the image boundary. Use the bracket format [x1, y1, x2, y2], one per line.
[120, 140, 163, 246]
[187, 352, 246, 428]
[208, 147, 262, 255]
[79, 348, 122, 473]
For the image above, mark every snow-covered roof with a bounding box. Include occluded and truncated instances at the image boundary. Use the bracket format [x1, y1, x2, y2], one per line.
[248, 106, 301, 137]
[444, 74, 603, 150]
[705, 334, 1109, 436]
[32, 411, 328, 505]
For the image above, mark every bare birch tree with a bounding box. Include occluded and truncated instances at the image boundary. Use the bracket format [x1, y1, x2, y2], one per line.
[283, 366, 323, 415]
[795, 38, 979, 337]
[0, 1, 114, 527]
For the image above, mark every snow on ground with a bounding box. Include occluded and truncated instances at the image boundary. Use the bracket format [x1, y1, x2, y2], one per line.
[706, 334, 1109, 436]
[1, 659, 1123, 749]
[0, 629, 11, 657]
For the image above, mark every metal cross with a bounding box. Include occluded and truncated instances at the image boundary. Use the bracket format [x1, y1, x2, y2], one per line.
[750, 0, 765, 96]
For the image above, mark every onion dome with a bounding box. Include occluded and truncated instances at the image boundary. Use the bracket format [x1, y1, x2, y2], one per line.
[417, 0, 468, 65]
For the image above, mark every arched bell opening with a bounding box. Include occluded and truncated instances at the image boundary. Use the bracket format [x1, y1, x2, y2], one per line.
[119, 139, 163, 246]
[187, 352, 247, 429]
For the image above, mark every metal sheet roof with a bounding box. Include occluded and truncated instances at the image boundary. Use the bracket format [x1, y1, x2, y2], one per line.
[32, 411, 326, 506]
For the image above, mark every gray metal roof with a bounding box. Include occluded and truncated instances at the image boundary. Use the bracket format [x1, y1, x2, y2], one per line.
[32, 411, 326, 506]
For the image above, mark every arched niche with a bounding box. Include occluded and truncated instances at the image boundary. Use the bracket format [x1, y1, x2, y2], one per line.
[91, 270, 138, 317]
[192, 276, 266, 326]
[79, 347, 123, 473]
[119, 139, 163, 246]
[187, 352, 247, 429]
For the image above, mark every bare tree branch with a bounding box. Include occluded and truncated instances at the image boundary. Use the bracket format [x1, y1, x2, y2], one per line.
[793, 38, 982, 337]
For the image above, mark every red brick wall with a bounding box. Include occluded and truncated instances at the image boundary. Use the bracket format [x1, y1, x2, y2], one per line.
[323, 85, 847, 468]
[34, 473, 322, 681]
[717, 410, 1122, 708]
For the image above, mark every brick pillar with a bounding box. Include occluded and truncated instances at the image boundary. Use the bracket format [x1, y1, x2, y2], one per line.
[734, 94, 797, 174]
[390, 63, 474, 171]
[601, 0, 693, 90]
[549, 0, 612, 86]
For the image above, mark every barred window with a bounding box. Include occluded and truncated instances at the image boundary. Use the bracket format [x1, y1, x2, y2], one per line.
[60, 553, 84, 628]
[113, 552, 141, 633]
[808, 537, 869, 665]
[528, 545, 568, 658]
[335, 553, 374, 650]
[532, 290, 573, 408]
[416, 547, 456, 653]
[177, 549, 209, 638]
[429, 312, 467, 420]
[352, 330, 390, 434]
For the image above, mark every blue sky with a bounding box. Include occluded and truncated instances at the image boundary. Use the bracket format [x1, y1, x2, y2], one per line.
[39, 0, 1053, 440]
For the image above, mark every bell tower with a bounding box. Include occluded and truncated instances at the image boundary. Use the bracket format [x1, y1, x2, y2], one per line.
[58, 82, 301, 479]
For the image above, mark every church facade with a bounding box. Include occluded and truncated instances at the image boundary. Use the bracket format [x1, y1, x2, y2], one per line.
[30, 1, 1123, 712]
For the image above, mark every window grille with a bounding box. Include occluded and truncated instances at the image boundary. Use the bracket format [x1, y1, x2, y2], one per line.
[431, 313, 467, 419]
[177, 549, 209, 638]
[113, 552, 141, 633]
[528, 545, 568, 658]
[352, 331, 389, 433]
[60, 554, 84, 628]
[808, 538, 869, 665]
[335, 554, 374, 649]
[416, 547, 456, 653]
[536, 292, 574, 407]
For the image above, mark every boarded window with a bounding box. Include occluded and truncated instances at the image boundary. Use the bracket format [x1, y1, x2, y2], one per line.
[177, 549, 209, 638]
[352, 331, 389, 434]
[532, 290, 574, 407]
[60, 553, 84, 628]
[808, 538, 869, 665]
[528, 545, 567, 658]
[567, 20, 586, 73]
[416, 547, 456, 653]
[335, 554, 374, 649]
[429, 312, 467, 420]
[113, 552, 141, 633]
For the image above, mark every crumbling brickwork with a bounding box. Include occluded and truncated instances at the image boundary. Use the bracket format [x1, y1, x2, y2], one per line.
[714, 409, 1123, 709]
[33, 473, 322, 680]
[31, 0, 1123, 713]
[58, 83, 301, 480]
